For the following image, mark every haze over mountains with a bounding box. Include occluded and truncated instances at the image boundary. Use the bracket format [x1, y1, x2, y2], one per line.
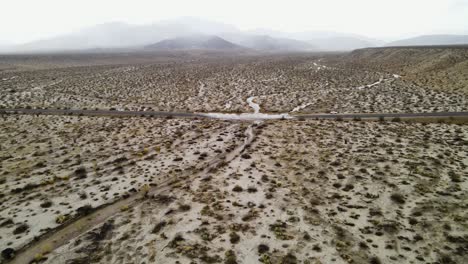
[386, 35, 468, 47]
[145, 35, 244, 51]
[2, 17, 468, 53]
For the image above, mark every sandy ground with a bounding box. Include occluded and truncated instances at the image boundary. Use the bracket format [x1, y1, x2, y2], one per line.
[21, 119, 466, 264]
[1, 51, 467, 264]
[0, 115, 245, 253]
[1, 53, 467, 114]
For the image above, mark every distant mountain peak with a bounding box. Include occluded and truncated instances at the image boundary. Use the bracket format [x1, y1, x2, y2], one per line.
[8, 17, 466, 53]
[145, 35, 244, 51]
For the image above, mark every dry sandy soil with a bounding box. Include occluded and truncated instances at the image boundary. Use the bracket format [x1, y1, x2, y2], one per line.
[1, 50, 467, 114]
[1, 116, 467, 264]
[336, 47, 468, 94]
[0, 115, 246, 254]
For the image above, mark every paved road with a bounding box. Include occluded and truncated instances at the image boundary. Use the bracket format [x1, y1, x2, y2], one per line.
[1, 108, 468, 120]
[297, 111, 468, 119]
[0, 108, 202, 118]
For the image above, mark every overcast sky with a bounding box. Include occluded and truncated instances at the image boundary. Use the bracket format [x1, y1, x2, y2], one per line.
[2, 0, 468, 44]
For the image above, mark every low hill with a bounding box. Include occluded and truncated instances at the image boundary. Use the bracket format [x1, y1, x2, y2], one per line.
[386, 35, 468, 47]
[145, 35, 244, 51]
[342, 47, 468, 93]
[247, 29, 382, 50]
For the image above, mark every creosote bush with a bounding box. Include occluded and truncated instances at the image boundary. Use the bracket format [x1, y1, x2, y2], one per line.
[232, 185, 243, 192]
[229, 232, 240, 244]
[390, 192, 406, 204]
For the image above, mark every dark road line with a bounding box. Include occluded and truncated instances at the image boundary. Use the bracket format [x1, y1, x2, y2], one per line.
[0, 108, 203, 118]
[1, 108, 468, 120]
[296, 111, 468, 119]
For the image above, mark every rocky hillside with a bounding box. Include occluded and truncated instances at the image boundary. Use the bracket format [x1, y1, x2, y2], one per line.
[339, 47, 468, 94]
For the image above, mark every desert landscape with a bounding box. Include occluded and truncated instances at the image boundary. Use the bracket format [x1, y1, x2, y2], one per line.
[1, 48, 468, 115]
[1, 44, 468, 264]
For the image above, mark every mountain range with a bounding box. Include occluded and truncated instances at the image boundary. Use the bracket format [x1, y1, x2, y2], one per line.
[2, 17, 468, 53]
[386, 35, 468, 47]
[145, 35, 244, 51]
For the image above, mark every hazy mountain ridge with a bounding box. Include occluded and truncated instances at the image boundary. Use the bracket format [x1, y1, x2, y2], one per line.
[308, 36, 378, 51]
[237, 35, 316, 51]
[145, 35, 244, 51]
[8, 18, 242, 52]
[2, 18, 468, 53]
[246, 29, 380, 50]
[0, 18, 380, 53]
[386, 34, 468, 47]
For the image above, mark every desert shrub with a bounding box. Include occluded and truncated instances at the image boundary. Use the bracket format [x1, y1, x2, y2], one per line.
[247, 186, 258, 193]
[168, 234, 185, 248]
[35, 161, 46, 168]
[312, 244, 322, 252]
[225, 250, 238, 264]
[448, 171, 462, 182]
[232, 185, 243, 192]
[112, 156, 128, 163]
[76, 204, 94, 216]
[1, 248, 15, 260]
[179, 204, 191, 212]
[152, 221, 167, 234]
[78, 191, 88, 200]
[281, 253, 297, 264]
[241, 153, 251, 159]
[40, 200, 53, 208]
[390, 192, 405, 204]
[258, 244, 269, 254]
[242, 210, 258, 222]
[56, 215, 68, 224]
[0, 219, 13, 227]
[14, 183, 40, 193]
[269, 221, 292, 240]
[154, 194, 175, 205]
[229, 232, 240, 244]
[369, 256, 382, 264]
[342, 184, 354, 192]
[74, 167, 87, 179]
[13, 223, 29, 234]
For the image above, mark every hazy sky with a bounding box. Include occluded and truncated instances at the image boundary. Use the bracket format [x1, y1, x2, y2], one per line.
[2, 0, 468, 44]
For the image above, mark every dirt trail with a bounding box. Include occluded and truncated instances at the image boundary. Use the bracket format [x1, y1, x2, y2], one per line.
[8, 123, 257, 264]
